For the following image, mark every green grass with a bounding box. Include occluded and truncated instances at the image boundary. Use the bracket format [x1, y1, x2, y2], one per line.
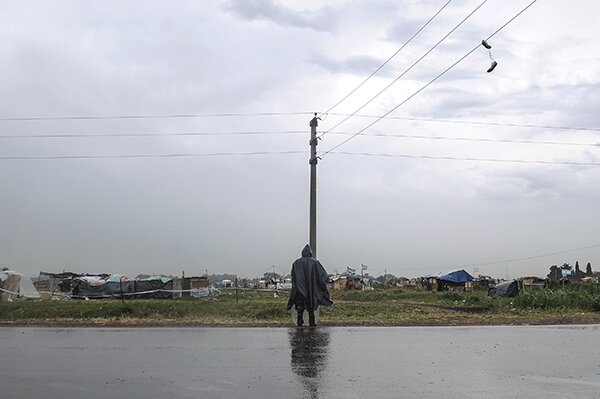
[1, 286, 599, 325]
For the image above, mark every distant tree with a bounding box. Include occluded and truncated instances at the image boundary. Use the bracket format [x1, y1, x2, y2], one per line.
[547, 265, 561, 282]
[586, 262, 593, 276]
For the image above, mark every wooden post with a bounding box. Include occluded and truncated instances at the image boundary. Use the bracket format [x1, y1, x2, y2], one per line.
[119, 278, 125, 305]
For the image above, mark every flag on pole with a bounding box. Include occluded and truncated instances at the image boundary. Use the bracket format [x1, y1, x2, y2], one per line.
[361, 264, 368, 271]
[346, 266, 356, 275]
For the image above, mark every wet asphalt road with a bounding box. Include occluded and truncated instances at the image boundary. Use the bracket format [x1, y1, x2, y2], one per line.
[1, 325, 599, 398]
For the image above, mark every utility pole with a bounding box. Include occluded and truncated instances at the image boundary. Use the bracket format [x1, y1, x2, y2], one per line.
[384, 269, 387, 286]
[309, 113, 319, 258]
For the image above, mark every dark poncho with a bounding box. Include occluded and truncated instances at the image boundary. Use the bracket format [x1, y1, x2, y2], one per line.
[286, 245, 333, 311]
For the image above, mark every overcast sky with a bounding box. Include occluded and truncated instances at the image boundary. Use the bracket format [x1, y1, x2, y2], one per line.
[1, 0, 599, 279]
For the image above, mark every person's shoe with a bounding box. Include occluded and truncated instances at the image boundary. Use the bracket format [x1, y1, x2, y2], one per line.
[308, 313, 316, 327]
[297, 311, 304, 326]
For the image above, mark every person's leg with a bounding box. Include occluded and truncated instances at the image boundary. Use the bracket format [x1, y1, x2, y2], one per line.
[308, 309, 316, 326]
[295, 305, 305, 326]
[295, 294, 305, 326]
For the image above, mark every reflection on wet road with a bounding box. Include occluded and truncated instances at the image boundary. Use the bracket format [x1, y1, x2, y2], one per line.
[1, 325, 599, 398]
[289, 327, 330, 398]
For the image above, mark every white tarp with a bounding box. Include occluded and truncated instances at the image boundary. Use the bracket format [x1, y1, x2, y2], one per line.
[0, 270, 41, 300]
[190, 287, 213, 298]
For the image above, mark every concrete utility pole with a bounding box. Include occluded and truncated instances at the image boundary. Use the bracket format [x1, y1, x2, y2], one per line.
[309, 114, 319, 258]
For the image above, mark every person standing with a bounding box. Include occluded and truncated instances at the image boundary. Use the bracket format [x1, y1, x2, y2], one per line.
[287, 244, 333, 326]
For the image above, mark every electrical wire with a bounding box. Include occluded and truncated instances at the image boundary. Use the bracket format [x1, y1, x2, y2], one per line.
[321, 0, 540, 158]
[328, 131, 600, 147]
[325, 113, 600, 133]
[0, 111, 315, 122]
[2, 110, 594, 133]
[6, 148, 594, 165]
[4, 130, 596, 147]
[460, 243, 600, 268]
[0, 130, 306, 139]
[327, 151, 600, 167]
[0, 151, 306, 161]
[320, 0, 454, 118]
[320, 0, 490, 138]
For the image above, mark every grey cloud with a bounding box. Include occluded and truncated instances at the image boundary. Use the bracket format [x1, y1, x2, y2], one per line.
[408, 86, 498, 118]
[222, 0, 335, 32]
[413, 78, 600, 121]
[385, 16, 432, 43]
[555, 83, 600, 128]
[472, 163, 600, 202]
[474, 169, 565, 201]
[309, 53, 396, 77]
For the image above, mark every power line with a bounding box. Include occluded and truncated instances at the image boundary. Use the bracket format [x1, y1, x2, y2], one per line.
[0, 130, 306, 139]
[2, 109, 594, 133]
[327, 151, 600, 167]
[4, 129, 596, 148]
[460, 243, 600, 268]
[0, 111, 315, 122]
[320, 0, 490, 138]
[320, 0, 454, 117]
[321, 0, 540, 158]
[0, 151, 306, 161]
[325, 113, 600, 133]
[2, 149, 595, 165]
[3, 120, 596, 141]
[329, 131, 600, 147]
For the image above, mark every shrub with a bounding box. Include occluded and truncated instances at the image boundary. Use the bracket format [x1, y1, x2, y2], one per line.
[513, 287, 600, 311]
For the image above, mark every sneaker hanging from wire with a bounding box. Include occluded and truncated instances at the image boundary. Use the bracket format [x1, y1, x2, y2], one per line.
[481, 39, 498, 73]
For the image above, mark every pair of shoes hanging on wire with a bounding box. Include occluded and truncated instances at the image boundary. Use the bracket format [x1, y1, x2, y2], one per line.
[482, 39, 498, 73]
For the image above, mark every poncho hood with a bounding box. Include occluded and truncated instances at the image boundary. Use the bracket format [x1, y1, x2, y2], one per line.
[301, 244, 313, 258]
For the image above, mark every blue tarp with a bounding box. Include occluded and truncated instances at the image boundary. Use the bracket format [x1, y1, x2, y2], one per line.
[426, 269, 474, 283]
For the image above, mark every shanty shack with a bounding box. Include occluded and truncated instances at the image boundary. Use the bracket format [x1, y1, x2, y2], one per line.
[0, 269, 40, 300]
[425, 269, 474, 292]
[181, 276, 209, 297]
[72, 275, 174, 299]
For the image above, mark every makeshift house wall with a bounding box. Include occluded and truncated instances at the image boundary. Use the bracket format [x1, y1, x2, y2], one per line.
[0, 270, 41, 300]
[1, 273, 20, 300]
[181, 277, 208, 297]
[332, 278, 346, 290]
[171, 278, 182, 298]
[73, 279, 173, 299]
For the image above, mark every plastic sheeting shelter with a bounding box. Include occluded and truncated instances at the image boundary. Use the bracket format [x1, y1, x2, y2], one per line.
[191, 287, 214, 298]
[426, 269, 475, 283]
[488, 280, 520, 298]
[425, 269, 475, 292]
[0, 270, 41, 300]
